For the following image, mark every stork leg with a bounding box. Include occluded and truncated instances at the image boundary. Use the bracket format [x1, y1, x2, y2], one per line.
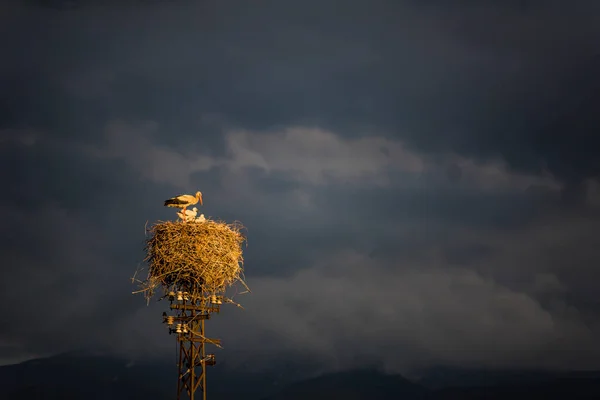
[182, 206, 187, 223]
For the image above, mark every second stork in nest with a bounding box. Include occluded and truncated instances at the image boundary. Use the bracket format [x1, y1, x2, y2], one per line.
[177, 207, 198, 222]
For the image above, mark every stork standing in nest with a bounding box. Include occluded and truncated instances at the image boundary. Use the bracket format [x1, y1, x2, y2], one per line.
[164, 191, 203, 219]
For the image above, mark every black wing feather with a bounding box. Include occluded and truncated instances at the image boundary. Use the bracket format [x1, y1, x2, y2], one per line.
[164, 198, 187, 206]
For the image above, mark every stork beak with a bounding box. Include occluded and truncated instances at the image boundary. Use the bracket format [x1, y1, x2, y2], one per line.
[199, 193, 203, 205]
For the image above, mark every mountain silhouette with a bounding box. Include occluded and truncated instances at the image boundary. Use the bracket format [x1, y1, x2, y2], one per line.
[261, 368, 429, 400]
[2, 352, 600, 399]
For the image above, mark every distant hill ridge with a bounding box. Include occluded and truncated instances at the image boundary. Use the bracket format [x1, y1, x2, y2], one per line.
[1, 352, 600, 400]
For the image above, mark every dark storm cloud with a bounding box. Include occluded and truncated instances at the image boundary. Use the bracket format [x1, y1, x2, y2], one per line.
[1, 119, 598, 371]
[1, 0, 600, 373]
[3, 0, 599, 181]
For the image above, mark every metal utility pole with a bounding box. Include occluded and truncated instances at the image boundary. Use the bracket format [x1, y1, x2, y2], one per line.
[163, 290, 223, 400]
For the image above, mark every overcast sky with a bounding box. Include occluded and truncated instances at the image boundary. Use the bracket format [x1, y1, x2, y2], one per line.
[1, 0, 600, 375]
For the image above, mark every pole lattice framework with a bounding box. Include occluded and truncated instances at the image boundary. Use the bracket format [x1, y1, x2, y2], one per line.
[163, 289, 223, 400]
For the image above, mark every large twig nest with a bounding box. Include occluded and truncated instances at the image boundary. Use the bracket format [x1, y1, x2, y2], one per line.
[139, 219, 247, 302]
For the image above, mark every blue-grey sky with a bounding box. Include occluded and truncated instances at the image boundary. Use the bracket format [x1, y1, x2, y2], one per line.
[1, 0, 600, 374]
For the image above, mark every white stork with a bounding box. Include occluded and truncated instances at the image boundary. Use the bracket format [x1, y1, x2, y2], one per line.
[195, 214, 206, 223]
[177, 207, 198, 222]
[164, 191, 203, 215]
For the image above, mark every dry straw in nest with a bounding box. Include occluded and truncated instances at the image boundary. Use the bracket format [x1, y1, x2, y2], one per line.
[139, 218, 248, 302]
